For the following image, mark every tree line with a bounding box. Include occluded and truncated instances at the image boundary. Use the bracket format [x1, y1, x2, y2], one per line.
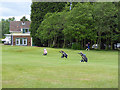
[30, 2, 119, 50]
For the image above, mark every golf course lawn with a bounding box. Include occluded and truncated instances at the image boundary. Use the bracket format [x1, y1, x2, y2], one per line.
[2, 45, 118, 88]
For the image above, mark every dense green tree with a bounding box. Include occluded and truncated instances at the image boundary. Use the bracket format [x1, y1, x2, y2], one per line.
[20, 16, 29, 21]
[30, 2, 67, 46]
[63, 2, 95, 49]
[36, 11, 66, 47]
[0, 21, 2, 39]
[1, 17, 15, 38]
[93, 2, 118, 50]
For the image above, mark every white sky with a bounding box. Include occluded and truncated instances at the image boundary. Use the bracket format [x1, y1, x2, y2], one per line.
[0, 0, 32, 21]
[0, 0, 31, 2]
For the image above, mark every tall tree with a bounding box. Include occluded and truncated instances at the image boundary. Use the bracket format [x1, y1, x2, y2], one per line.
[0, 21, 2, 39]
[93, 2, 118, 50]
[36, 11, 66, 47]
[1, 17, 15, 38]
[30, 2, 66, 46]
[63, 2, 95, 49]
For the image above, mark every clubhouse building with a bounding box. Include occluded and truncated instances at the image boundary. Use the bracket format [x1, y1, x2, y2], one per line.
[2, 21, 32, 46]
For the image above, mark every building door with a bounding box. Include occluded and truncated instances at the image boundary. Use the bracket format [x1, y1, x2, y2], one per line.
[16, 38, 20, 45]
[22, 38, 27, 45]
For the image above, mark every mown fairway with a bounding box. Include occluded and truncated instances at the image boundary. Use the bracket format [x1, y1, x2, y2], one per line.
[2, 45, 118, 88]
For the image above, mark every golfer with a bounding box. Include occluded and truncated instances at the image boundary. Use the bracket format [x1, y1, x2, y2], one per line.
[78, 52, 88, 62]
[59, 50, 68, 58]
[43, 48, 47, 55]
[86, 42, 90, 51]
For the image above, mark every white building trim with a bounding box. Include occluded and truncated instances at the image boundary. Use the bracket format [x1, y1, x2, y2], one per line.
[10, 31, 22, 33]
[31, 37, 32, 46]
[12, 33, 30, 36]
[4, 34, 12, 36]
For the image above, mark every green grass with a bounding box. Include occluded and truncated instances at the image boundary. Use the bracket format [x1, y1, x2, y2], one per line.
[2, 45, 118, 88]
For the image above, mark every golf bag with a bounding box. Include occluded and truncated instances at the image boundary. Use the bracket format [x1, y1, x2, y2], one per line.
[59, 50, 68, 58]
[78, 52, 88, 62]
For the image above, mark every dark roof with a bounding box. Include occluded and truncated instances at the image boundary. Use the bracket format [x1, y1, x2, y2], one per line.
[10, 21, 31, 32]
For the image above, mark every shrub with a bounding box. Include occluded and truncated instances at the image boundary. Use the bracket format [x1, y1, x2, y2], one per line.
[71, 43, 81, 50]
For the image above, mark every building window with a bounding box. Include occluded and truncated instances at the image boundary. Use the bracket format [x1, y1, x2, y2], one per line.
[22, 22, 25, 25]
[15, 38, 27, 46]
[23, 29, 29, 33]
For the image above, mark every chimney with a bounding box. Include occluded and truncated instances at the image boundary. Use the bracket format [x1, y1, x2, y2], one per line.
[22, 17, 25, 25]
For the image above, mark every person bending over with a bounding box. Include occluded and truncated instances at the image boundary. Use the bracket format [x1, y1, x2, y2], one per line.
[59, 50, 68, 58]
[78, 52, 88, 62]
[43, 48, 47, 55]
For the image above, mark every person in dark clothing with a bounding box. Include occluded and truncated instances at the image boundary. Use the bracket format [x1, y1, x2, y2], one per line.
[59, 50, 68, 58]
[78, 52, 88, 62]
[86, 42, 90, 51]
